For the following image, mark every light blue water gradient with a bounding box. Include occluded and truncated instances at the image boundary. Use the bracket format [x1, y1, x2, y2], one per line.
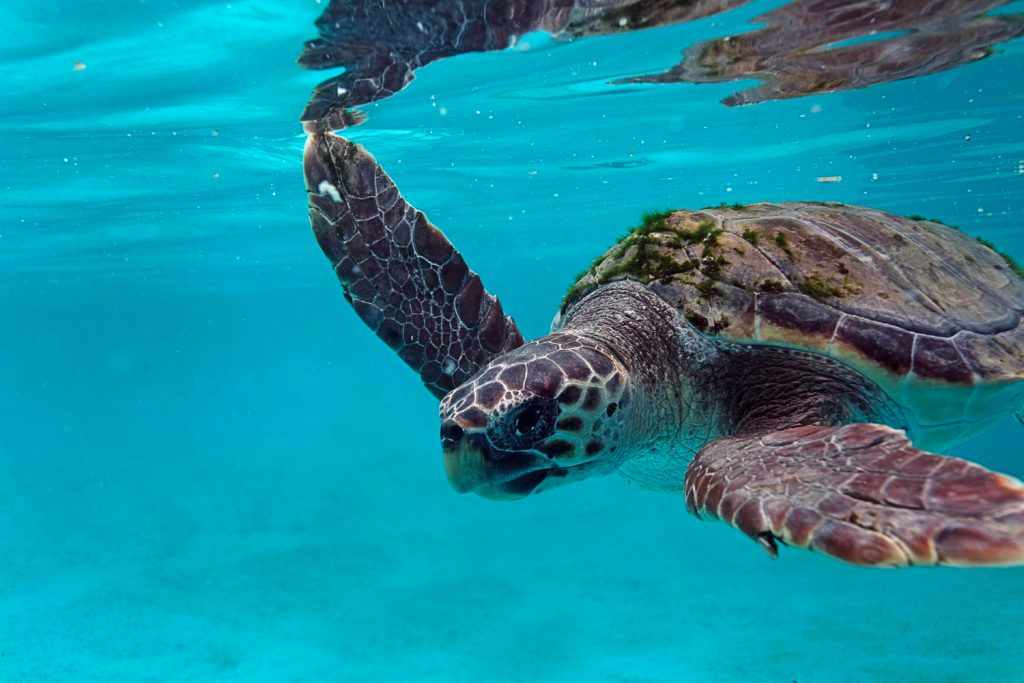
[2, 1, 1023, 681]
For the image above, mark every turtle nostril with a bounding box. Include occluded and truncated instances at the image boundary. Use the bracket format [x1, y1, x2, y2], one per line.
[440, 421, 465, 444]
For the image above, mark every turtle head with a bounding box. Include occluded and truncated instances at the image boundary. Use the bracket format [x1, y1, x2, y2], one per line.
[438, 333, 632, 499]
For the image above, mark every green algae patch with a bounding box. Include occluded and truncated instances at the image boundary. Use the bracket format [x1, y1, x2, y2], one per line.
[632, 210, 675, 237]
[906, 215, 1023, 280]
[800, 275, 845, 301]
[907, 215, 948, 226]
[798, 271, 861, 302]
[774, 232, 795, 259]
[976, 236, 1024, 279]
[561, 210, 729, 311]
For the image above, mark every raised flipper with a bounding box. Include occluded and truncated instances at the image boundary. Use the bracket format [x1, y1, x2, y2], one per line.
[304, 133, 524, 398]
[684, 424, 1024, 567]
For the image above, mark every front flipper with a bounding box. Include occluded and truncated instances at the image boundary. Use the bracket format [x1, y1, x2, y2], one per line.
[685, 424, 1024, 567]
[304, 133, 524, 398]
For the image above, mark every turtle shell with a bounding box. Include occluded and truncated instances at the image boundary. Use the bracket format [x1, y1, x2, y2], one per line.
[562, 202, 1024, 446]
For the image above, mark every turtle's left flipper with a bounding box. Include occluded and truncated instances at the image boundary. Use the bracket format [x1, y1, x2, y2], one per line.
[304, 132, 524, 399]
[684, 423, 1024, 567]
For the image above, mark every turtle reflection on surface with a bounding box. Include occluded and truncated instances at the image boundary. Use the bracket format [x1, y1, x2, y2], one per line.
[298, 0, 1023, 131]
[298, 0, 741, 131]
[619, 0, 1024, 106]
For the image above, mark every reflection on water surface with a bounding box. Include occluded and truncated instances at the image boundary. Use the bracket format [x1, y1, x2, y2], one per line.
[300, 0, 1022, 130]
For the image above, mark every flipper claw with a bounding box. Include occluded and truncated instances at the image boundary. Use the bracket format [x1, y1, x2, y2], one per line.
[755, 532, 779, 559]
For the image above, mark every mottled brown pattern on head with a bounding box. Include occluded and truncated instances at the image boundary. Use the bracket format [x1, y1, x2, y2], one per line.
[582, 387, 603, 412]
[475, 382, 505, 410]
[525, 358, 564, 397]
[558, 386, 582, 406]
[557, 416, 583, 432]
[538, 440, 575, 458]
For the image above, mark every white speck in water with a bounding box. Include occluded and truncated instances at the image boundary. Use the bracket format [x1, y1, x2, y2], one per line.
[810, 104, 823, 114]
[72, 61, 87, 72]
[871, 172, 879, 181]
[439, 107, 447, 116]
[817, 176, 843, 183]
[318, 180, 342, 202]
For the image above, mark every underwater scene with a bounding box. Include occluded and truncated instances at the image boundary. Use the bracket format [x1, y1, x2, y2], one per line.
[3, 0, 1024, 680]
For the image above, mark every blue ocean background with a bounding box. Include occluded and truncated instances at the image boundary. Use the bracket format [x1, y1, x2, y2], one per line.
[2, 1, 1023, 680]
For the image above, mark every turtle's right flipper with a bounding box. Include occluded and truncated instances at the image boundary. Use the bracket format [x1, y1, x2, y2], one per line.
[304, 133, 524, 399]
[684, 423, 1024, 567]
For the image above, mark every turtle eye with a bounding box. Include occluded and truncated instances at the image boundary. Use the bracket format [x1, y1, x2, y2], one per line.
[490, 398, 558, 450]
[516, 404, 543, 434]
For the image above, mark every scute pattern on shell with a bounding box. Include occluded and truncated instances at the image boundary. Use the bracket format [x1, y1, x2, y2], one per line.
[567, 202, 1024, 386]
[304, 134, 524, 398]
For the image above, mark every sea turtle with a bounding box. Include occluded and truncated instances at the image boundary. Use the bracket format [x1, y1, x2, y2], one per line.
[303, 131, 1024, 568]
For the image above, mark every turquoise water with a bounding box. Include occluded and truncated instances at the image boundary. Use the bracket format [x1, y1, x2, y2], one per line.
[3, 1, 1024, 681]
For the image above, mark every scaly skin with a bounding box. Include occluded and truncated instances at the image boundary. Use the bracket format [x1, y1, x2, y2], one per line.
[685, 424, 1024, 566]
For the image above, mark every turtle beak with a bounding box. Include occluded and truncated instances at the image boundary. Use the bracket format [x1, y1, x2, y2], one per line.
[440, 420, 553, 500]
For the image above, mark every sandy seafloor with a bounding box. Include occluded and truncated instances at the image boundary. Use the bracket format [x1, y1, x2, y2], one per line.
[2, 0, 1023, 681]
